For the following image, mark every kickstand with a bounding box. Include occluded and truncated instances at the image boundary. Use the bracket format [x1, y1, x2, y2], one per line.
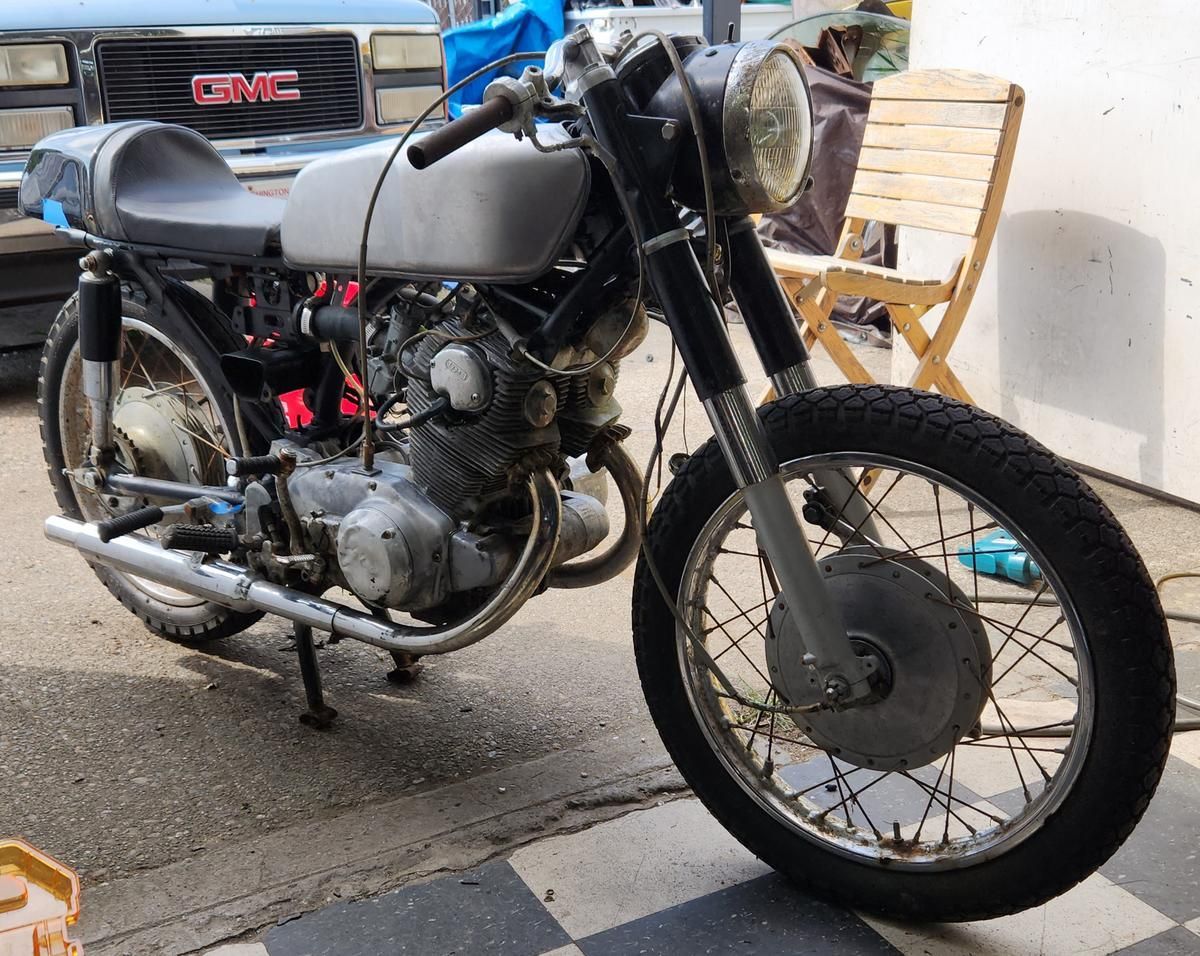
[295, 623, 338, 730]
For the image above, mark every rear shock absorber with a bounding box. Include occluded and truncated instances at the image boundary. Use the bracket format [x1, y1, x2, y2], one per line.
[78, 250, 123, 465]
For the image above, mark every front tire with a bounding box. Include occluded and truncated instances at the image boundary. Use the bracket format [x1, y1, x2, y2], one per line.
[633, 385, 1174, 921]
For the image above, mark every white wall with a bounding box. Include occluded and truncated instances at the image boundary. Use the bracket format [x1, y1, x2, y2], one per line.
[897, 0, 1200, 502]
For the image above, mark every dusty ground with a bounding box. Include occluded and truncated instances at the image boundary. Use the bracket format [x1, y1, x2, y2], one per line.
[1, 313, 1197, 952]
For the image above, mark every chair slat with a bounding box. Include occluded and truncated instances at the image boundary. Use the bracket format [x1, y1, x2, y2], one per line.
[844, 193, 981, 236]
[868, 99, 1007, 130]
[862, 123, 1001, 155]
[851, 170, 990, 209]
[871, 69, 1013, 103]
[856, 146, 996, 182]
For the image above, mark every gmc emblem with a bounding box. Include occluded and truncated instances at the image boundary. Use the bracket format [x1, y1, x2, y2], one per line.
[191, 71, 301, 105]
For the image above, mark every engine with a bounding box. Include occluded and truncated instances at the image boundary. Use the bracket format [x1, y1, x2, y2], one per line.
[244, 283, 641, 617]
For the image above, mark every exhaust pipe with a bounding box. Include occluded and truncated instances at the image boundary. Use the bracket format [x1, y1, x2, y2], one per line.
[45, 468, 562, 656]
[548, 439, 644, 589]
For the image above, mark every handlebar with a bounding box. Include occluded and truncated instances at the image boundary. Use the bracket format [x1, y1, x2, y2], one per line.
[407, 97, 515, 170]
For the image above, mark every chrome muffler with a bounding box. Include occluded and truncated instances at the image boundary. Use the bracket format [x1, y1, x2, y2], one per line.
[45, 468, 562, 656]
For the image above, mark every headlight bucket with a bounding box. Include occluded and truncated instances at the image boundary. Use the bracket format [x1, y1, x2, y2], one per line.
[0, 43, 70, 87]
[642, 40, 815, 216]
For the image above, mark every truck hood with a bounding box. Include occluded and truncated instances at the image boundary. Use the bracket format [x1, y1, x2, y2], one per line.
[3, 0, 439, 30]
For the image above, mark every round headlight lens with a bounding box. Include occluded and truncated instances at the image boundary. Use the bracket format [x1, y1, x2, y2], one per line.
[719, 42, 814, 213]
[748, 49, 813, 206]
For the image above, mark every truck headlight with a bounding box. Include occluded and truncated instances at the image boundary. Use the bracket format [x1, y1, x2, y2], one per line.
[0, 44, 70, 87]
[371, 34, 443, 71]
[376, 86, 442, 125]
[0, 107, 73, 149]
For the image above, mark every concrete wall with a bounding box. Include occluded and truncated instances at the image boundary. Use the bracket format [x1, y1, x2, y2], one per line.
[898, 0, 1199, 502]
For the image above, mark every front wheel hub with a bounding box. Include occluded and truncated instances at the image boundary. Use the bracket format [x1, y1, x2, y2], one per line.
[765, 547, 990, 771]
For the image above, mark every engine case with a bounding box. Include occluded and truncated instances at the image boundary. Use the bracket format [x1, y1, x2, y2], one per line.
[276, 442, 611, 613]
[284, 447, 455, 610]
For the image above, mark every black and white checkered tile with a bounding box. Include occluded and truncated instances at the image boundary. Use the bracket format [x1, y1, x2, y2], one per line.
[207, 731, 1200, 956]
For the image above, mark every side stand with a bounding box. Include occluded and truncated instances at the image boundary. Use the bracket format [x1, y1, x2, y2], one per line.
[295, 623, 338, 729]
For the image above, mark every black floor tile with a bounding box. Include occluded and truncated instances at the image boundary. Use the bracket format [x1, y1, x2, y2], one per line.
[778, 756, 984, 828]
[1114, 925, 1200, 955]
[576, 872, 899, 956]
[264, 860, 572, 956]
[1100, 757, 1200, 924]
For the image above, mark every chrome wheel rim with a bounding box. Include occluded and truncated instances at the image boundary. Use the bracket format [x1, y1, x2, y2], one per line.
[60, 317, 234, 607]
[675, 453, 1095, 870]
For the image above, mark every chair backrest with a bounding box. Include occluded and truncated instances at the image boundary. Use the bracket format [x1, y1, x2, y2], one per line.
[845, 69, 1024, 240]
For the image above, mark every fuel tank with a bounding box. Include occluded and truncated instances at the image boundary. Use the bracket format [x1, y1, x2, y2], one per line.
[281, 127, 591, 284]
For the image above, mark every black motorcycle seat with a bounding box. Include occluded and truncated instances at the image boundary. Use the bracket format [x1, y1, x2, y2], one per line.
[90, 122, 284, 256]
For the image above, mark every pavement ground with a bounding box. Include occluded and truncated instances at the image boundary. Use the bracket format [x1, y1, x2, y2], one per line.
[1, 312, 1198, 954]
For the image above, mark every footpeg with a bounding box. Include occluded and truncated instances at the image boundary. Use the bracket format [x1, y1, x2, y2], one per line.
[96, 505, 164, 543]
[160, 524, 239, 554]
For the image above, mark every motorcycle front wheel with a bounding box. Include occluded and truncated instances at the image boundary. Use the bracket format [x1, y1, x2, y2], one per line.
[633, 385, 1175, 921]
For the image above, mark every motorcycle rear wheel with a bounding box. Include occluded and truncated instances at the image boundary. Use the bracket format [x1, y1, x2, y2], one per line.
[39, 288, 263, 643]
[632, 385, 1175, 921]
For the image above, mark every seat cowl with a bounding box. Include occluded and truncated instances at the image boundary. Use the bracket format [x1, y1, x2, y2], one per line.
[20, 122, 150, 233]
[20, 121, 284, 257]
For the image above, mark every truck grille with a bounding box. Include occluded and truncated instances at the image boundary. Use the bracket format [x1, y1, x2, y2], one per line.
[97, 35, 363, 140]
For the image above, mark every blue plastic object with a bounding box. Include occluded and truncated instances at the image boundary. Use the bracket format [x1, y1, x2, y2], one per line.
[442, 0, 564, 117]
[957, 529, 1041, 585]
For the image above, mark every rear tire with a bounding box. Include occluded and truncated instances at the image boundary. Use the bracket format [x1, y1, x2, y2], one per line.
[632, 385, 1175, 921]
[38, 288, 263, 643]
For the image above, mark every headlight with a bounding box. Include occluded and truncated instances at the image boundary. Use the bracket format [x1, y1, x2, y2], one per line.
[636, 39, 815, 215]
[728, 44, 814, 210]
[0, 44, 70, 87]
[0, 107, 73, 150]
[372, 34, 443, 71]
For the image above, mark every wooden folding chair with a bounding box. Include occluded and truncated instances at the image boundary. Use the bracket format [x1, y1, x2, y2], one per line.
[762, 69, 1025, 405]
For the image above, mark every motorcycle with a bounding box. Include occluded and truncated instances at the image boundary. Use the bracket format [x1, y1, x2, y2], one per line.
[19, 27, 1174, 921]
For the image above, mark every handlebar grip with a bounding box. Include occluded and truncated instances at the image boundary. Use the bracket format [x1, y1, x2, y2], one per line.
[97, 505, 165, 543]
[407, 97, 516, 170]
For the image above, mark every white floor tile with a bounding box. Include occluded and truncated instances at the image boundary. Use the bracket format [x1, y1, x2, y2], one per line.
[1184, 916, 1200, 938]
[863, 873, 1176, 955]
[509, 798, 769, 939]
[538, 946, 586, 956]
[203, 945, 269, 956]
[1170, 727, 1200, 772]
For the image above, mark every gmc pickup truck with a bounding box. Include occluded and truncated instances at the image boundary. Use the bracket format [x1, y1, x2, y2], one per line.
[0, 0, 445, 308]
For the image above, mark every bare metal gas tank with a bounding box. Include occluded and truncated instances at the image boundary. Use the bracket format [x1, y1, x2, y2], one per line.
[281, 128, 591, 283]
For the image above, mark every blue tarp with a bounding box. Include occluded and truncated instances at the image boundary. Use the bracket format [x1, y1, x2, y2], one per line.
[443, 0, 565, 117]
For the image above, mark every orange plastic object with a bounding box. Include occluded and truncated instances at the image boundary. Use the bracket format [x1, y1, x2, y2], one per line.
[0, 840, 82, 955]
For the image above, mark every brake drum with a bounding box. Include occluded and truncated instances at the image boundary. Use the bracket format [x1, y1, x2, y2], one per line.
[765, 547, 991, 771]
